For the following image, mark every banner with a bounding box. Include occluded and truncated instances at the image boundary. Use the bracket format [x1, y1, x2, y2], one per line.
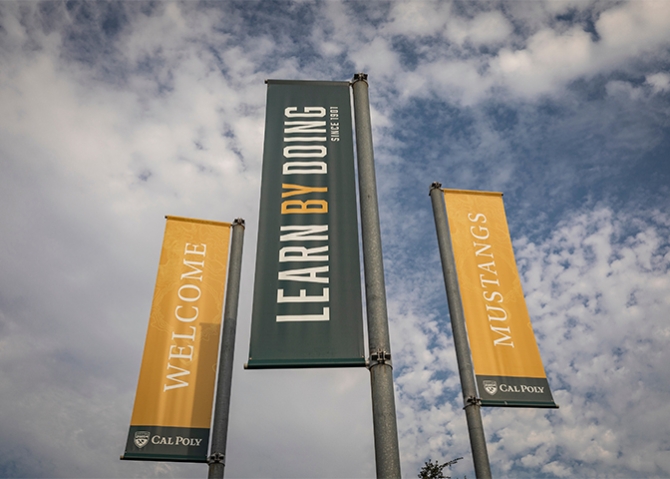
[442, 189, 557, 408]
[122, 216, 231, 462]
[247, 80, 365, 368]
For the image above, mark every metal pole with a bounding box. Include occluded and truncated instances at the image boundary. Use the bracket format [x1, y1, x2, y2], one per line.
[429, 183, 492, 479]
[208, 218, 245, 479]
[351, 73, 402, 479]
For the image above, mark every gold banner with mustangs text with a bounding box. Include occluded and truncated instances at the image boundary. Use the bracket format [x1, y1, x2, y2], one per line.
[442, 189, 556, 407]
[123, 216, 231, 462]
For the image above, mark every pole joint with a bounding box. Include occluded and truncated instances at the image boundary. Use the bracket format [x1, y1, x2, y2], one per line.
[464, 395, 482, 409]
[366, 349, 392, 369]
[233, 218, 245, 228]
[430, 182, 443, 194]
[207, 453, 225, 465]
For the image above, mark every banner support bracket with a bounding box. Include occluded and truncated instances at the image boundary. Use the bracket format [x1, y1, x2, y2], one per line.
[366, 349, 392, 369]
[207, 453, 225, 466]
[464, 396, 482, 409]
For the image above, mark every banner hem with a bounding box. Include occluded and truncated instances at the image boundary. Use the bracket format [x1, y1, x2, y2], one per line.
[246, 358, 366, 369]
[266, 79, 350, 87]
[120, 453, 207, 463]
[165, 215, 232, 228]
[441, 188, 502, 197]
[480, 400, 559, 408]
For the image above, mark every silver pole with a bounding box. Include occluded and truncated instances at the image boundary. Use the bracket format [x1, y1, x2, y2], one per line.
[208, 218, 245, 479]
[351, 73, 402, 479]
[429, 184, 492, 479]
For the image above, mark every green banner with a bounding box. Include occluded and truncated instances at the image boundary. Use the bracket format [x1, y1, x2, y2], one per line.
[122, 426, 209, 463]
[247, 80, 365, 368]
[477, 375, 557, 408]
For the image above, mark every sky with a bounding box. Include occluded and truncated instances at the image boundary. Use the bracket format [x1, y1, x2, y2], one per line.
[1, 0, 669, 478]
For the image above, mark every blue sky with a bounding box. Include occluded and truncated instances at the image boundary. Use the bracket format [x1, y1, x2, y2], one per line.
[1, 1, 669, 478]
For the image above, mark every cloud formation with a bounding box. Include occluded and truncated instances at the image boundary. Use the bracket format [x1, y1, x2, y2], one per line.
[0, 1, 669, 477]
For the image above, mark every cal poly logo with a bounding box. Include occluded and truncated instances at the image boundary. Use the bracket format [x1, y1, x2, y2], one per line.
[483, 380, 497, 396]
[134, 431, 150, 449]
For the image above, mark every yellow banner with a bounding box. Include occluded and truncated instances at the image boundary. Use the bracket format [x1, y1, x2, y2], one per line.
[125, 216, 230, 460]
[443, 189, 555, 407]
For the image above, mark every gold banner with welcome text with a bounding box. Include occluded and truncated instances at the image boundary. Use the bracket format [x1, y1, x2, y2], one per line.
[122, 216, 231, 462]
[443, 189, 556, 408]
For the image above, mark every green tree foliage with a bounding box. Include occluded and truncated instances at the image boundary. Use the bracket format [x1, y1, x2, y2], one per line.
[418, 457, 463, 479]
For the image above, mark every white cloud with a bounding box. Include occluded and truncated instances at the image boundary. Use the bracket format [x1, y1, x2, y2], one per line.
[351, 36, 402, 80]
[446, 11, 514, 47]
[493, 26, 595, 98]
[385, 0, 449, 38]
[596, 0, 670, 59]
[511, 206, 670, 476]
[409, 0, 670, 101]
[605, 79, 645, 100]
[647, 72, 670, 93]
[402, 58, 494, 106]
